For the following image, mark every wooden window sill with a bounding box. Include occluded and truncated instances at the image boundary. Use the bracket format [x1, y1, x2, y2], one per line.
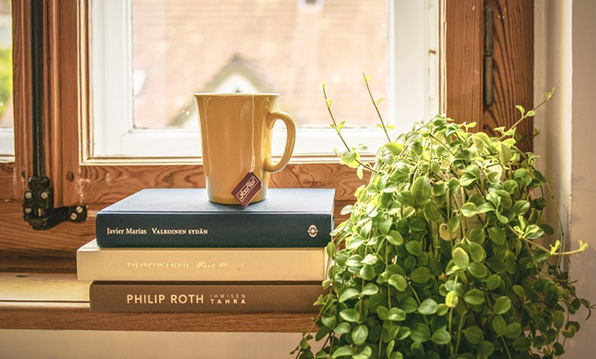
[0, 272, 314, 332]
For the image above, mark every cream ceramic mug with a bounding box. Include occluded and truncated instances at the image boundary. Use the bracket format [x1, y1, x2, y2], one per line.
[195, 93, 296, 205]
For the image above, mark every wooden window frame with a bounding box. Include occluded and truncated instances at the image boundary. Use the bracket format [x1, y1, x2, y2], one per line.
[0, 0, 533, 273]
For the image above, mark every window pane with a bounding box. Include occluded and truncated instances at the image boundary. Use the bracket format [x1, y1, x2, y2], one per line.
[131, 0, 387, 130]
[0, 0, 13, 156]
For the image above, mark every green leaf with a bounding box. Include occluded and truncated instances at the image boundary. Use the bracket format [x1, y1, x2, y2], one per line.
[386, 142, 403, 155]
[505, 322, 522, 339]
[334, 322, 351, 334]
[453, 247, 470, 269]
[461, 202, 478, 217]
[493, 315, 507, 336]
[477, 340, 495, 356]
[361, 254, 379, 265]
[463, 326, 483, 344]
[464, 289, 485, 305]
[445, 291, 459, 308]
[401, 297, 419, 313]
[533, 249, 551, 263]
[477, 202, 495, 213]
[448, 178, 461, 194]
[418, 298, 438, 315]
[493, 296, 512, 314]
[431, 329, 451, 345]
[448, 215, 460, 234]
[376, 306, 389, 321]
[326, 241, 336, 257]
[410, 323, 431, 342]
[512, 285, 526, 298]
[387, 230, 404, 246]
[532, 197, 548, 210]
[411, 176, 432, 205]
[424, 201, 441, 221]
[408, 217, 428, 232]
[512, 336, 531, 351]
[488, 227, 506, 245]
[469, 228, 486, 244]
[360, 264, 376, 281]
[389, 274, 408, 291]
[486, 257, 507, 274]
[340, 308, 360, 323]
[468, 242, 486, 262]
[387, 307, 407, 322]
[513, 200, 531, 215]
[339, 288, 360, 303]
[486, 274, 501, 291]
[410, 267, 432, 284]
[468, 262, 489, 278]
[353, 346, 372, 359]
[406, 240, 423, 256]
[357, 165, 364, 180]
[332, 345, 353, 358]
[362, 283, 379, 296]
[321, 315, 336, 329]
[553, 310, 565, 329]
[352, 324, 369, 345]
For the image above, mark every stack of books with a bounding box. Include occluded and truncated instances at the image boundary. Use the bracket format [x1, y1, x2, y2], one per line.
[76, 188, 334, 313]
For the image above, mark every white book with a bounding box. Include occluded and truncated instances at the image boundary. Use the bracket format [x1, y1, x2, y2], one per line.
[77, 239, 328, 281]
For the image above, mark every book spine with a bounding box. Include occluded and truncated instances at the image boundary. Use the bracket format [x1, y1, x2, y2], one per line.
[77, 247, 328, 281]
[96, 212, 332, 248]
[89, 282, 324, 313]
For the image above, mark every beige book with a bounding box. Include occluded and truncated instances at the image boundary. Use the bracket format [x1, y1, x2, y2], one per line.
[77, 239, 328, 281]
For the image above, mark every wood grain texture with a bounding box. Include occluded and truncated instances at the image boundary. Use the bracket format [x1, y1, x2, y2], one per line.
[12, 0, 31, 200]
[0, 273, 315, 332]
[0, 305, 314, 332]
[445, 0, 484, 125]
[483, 0, 533, 150]
[57, 0, 87, 206]
[0, 163, 15, 200]
[79, 163, 366, 204]
[0, 202, 96, 257]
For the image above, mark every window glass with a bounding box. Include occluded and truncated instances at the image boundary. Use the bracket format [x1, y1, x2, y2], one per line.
[0, 0, 13, 156]
[131, 0, 387, 130]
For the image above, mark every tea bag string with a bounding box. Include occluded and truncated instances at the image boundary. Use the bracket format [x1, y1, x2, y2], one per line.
[250, 94, 256, 173]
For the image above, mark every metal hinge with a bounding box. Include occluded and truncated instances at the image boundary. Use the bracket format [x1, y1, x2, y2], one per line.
[484, 5, 494, 108]
[23, 176, 87, 230]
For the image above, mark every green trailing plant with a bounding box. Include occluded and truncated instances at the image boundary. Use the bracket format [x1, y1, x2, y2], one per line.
[292, 76, 593, 359]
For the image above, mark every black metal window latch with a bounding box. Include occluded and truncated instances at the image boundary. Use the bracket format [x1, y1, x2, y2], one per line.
[23, 0, 86, 230]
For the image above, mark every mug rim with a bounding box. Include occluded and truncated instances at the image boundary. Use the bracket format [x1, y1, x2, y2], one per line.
[194, 92, 279, 97]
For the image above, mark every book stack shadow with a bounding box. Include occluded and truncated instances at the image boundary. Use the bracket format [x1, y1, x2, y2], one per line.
[76, 188, 334, 313]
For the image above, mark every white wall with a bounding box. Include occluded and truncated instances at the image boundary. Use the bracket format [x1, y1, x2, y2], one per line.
[535, 0, 596, 357]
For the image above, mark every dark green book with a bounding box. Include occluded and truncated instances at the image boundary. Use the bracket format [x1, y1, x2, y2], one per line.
[95, 188, 335, 248]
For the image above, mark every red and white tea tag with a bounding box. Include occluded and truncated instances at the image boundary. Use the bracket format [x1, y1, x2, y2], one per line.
[231, 172, 263, 208]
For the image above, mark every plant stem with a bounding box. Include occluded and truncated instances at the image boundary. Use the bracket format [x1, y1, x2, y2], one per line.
[504, 90, 554, 139]
[504, 223, 584, 256]
[501, 337, 513, 359]
[322, 84, 377, 173]
[362, 73, 391, 143]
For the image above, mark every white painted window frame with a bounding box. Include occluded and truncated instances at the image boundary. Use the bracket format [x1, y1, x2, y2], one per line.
[90, 0, 439, 160]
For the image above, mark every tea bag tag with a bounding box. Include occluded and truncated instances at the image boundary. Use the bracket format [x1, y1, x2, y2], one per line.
[231, 172, 263, 208]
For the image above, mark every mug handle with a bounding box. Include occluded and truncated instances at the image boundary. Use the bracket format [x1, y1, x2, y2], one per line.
[264, 111, 296, 173]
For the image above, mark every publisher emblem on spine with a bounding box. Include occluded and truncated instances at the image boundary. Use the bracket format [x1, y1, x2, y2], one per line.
[307, 224, 319, 238]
